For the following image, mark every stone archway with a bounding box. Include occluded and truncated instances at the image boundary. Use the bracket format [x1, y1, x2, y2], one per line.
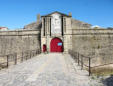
[50, 37, 63, 52]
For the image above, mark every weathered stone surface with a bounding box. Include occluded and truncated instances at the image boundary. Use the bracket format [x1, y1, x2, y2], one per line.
[0, 29, 41, 55]
[71, 29, 113, 66]
[24, 22, 41, 30]
[71, 18, 91, 29]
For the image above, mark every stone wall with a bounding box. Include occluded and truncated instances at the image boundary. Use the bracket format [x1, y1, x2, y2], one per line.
[0, 29, 41, 56]
[71, 29, 113, 67]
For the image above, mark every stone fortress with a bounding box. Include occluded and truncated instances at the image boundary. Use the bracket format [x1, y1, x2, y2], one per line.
[0, 11, 113, 67]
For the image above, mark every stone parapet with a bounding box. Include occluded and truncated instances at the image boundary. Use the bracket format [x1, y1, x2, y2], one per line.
[72, 29, 113, 35]
[0, 29, 40, 36]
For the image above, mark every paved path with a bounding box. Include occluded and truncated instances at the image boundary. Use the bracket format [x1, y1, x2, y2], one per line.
[0, 53, 101, 86]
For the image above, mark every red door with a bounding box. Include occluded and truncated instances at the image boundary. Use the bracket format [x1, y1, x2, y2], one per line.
[43, 44, 46, 52]
[50, 38, 63, 52]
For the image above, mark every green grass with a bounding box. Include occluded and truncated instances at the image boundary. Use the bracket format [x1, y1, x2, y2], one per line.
[90, 67, 113, 76]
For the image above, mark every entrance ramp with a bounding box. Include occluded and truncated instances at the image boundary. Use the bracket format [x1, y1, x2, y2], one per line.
[0, 53, 102, 86]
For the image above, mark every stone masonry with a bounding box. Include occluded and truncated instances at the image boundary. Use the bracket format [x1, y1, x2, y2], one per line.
[0, 29, 41, 56]
[0, 11, 113, 67]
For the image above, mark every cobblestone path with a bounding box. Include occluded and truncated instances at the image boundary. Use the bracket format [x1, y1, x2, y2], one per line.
[0, 53, 94, 86]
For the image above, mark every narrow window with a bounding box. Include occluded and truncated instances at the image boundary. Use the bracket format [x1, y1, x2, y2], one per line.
[61, 16, 64, 36]
[50, 17, 51, 36]
[43, 18, 45, 36]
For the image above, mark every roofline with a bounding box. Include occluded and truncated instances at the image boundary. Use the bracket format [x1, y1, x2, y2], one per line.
[41, 11, 72, 17]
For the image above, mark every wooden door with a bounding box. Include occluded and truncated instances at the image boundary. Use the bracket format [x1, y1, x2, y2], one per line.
[50, 38, 63, 52]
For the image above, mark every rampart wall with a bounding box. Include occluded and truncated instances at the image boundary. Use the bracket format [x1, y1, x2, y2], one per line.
[71, 29, 113, 67]
[0, 29, 41, 56]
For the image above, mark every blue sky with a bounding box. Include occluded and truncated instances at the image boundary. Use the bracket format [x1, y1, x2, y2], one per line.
[0, 0, 113, 30]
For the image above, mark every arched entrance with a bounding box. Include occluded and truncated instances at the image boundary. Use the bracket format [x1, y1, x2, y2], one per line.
[50, 38, 63, 52]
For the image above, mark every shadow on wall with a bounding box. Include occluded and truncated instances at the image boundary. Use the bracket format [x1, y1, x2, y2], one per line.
[103, 75, 113, 86]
